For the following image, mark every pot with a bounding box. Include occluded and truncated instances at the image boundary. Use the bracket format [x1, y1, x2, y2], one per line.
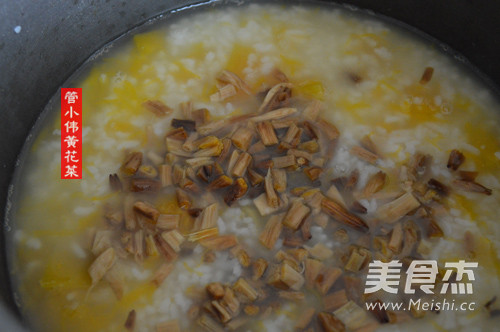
[0, 0, 499, 330]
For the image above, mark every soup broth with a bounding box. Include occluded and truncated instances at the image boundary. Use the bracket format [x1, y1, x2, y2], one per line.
[8, 3, 500, 332]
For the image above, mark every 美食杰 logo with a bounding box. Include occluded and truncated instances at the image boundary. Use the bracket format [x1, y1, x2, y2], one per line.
[364, 259, 477, 295]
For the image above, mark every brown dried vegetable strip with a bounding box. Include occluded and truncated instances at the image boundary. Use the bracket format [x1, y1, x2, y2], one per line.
[321, 198, 369, 232]
[447, 149, 465, 170]
[453, 179, 492, 195]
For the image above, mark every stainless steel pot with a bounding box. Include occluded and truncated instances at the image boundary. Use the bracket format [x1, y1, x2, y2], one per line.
[1, 0, 499, 330]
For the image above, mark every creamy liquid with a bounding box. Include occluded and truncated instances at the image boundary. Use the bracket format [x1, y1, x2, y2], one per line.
[7, 3, 500, 332]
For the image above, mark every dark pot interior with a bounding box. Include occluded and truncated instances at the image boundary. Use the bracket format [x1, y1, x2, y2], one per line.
[1, 0, 499, 330]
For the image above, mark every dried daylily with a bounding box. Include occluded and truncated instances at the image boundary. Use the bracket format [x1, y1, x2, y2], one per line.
[156, 320, 181, 332]
[304, 166, 323, 181]
[224, 178, 248, 206]
[104, 267, 124, 300]
[369, 299, 389, 323]
[206, 282, 225, 299]
[282, 122, 300, 144]
[210, 84, 237, 102]
[427, 218, 444, 238]
[321, 198, 368, 232]
[200, 234, 238, 251]
[298, 139, 320, 153]
[185, 157, 214, 169]
[192, 108, 210, 125]
[231, 127, 253, 151]
[253, 193, 287, 216]
[156, 214, 179, 230]
[268, 262, 305, 291]
[215, 138, 232, 164]
[257, 83, 293, 113]
[361, 171, 386, 198]
[165, 127, 188, 141]
[458, 170, 478, 181]
[376, 192, 420, 224]
[195, 203, 218, 230]
[256, 121, 279, 146]
[386, 311, 412, 324]
[231, 152, 252, 177]
[161, 230, 184, 253]
[233, 278, 259, 301]
[221, 287, 240, 315]
[104, 207, 123, 226]
[272, 155, 296, 168]
[419, 66, 434, 85]
[304, 258, 324, 289]
[333, 228, 349, 243]
[303, 100, 322, 121]
[89, 247, 116, 288]
[154, 234, 178, 262]
[283, 199, 310, 230]
[264, 169, 279, 208]
[145, 234, 159, 257]
[188, 227, 219, 242]
[308, 243, 333, 261]
[295, 307, 316, 330]
[271, 168, 287, 193]
[109, 173, 122, 191]
[317, 312, 345, 332]
[275, 250, 301, 271]
[447, 149, 465, 170]
[124, 309, 136, 331]
[316, 267, 342, 294]
[194, 144, 223, 158]
[134, 230, 145, 261]
[130, 178, 161, 192]
[345, 169, 359, 190]
[301, 216, 312, 240]
[325, 184, 347, 209]
[259, 213, 284, 249]
[216, 70, 252, 95]
[196, 314, 224, 332]
[209, 175, 233, 190]
[122, 152, 142, 175]
[271, 118, 295, 129]
[360, 135, 380, 156]
[166, 138, 192, 157]
[197, 119, 227, 136]
[176, 188, 191, 209]
[315, 118, 339, 140]
[323, 289, 349, 312]
[171, 118, 196, 132]
[244, 305, 260, 316]
[247, 168, 264, 187]
[452, 179, 492, 195]
[400, 220, 419, 257]
[231, 245, 251, 267]
[350, 145, 378, 164]
[159, 164, 172, 187]
[388, 223, 403, 253]
[344, 247, 370, 272]
[251, 107, 297, 122]
[247, 140, 266, 155]
[142, 100, 173, 117]
[152, 263, 174, 287]
[351, 201, 367, 214]
[252, 258, 268, 281]
[334, 301, 375, 330]
[133, 201, 160, 222]
[427, 178, 450, 196]
[278, 290, 305, 301]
